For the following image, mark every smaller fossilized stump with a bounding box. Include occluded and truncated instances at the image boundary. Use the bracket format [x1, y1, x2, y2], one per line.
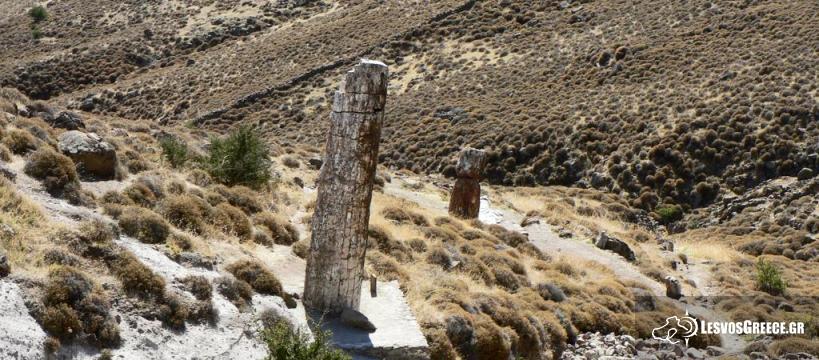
[448, 148, 487, 219]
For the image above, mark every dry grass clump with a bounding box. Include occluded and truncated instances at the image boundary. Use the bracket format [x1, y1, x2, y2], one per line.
[0, 143, 11, 161]
[291, 240, 309, 259]
[187, 169, 212, 187]
[216, 275, 254, 309]
[41, 266, 121, 348]
[212, 202, 252, 239]
[157, 194, 209, 234]
[381, 206, 429, 226]
[2, 128, 39, 154]
[119, 206, 170, 244]
[212, 184, 263, 214]
[23, 147, 81, 198]
[123, 183, 159, 207]
[225, 259, 284, 297]
[254, 212, 299, 245]
[767, 337, 819, 357]
[181, 275, 212, 301]
[110, 251, 166, 299]
[368, 225, 412, 262]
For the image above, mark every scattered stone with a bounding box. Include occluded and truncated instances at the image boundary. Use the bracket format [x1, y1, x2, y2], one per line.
[293, 177, 304, 188]
[307, 157, 323, 170]
[57, 131, 118, 180]
[705, 346, 725, 356]
[797, 168, 813, 180]
[0, 164, 16, 182]
[660, 240, 674, 252]
[340, 307, 376, 332]
[0, 223, 14, 239]
[0, 251, 9, 277]
[687, 348, 705, 359]
[558, 228, 573, 238]
[664, 276, 682, 299]
[520, 215, 540, 227]
[595, 232, 636, 261]
[49, 111, 85, 130]
[777, 302, 794, 312]
[537, 282, 567, 302]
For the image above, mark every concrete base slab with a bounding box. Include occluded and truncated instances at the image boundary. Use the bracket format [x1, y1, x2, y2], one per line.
[303, 281, 429, 360]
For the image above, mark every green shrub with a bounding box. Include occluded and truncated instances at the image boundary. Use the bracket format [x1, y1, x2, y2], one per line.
[29, 6, 48, 22]
[160, 137, 189, 168]
[756, 258, 787, 295]
[31, 26, 43, 39]
[205, 126, 272, 188]
[261, 320, 350, 360]
[654, 204, 683, 224]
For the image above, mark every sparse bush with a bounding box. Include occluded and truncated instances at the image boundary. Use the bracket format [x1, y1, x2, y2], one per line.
[158, 291, 189, 329]
[212, 185, 263, 214]
[119, 206, 170, 244]
[123, 183, 158, 207]
[205, 126, 272, 188]
[187, 169, 212, 187]
[181, 276, 212, 301]
[254, 212, 299, 245]
[158, 195, 207, 234]
[41, 303, 82, 340]
[23, 147, 79, 197]
[261, 320, 350, 360]
[216, 276, 253, 309]
[225, 260, 284, 297]
[29, 6, 48, 22]
[381, 206, 428, 226]
[111, 252, 166, 299]
[0, 144, 11, 161]
[160, 137, 189, 168]
[281, 156, 300, 169]
[756, 258, 786, 295]
[213, 203, 252, 239]
[291, 240, 309, 259]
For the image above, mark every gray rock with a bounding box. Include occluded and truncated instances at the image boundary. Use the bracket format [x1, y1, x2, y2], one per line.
[537, 282, 567, 302]
[629, 287, 657, 311]
[307, 157, 323, 170]
[660, 240, 674, 252]
[705, 346, 725, 356]
[341, 307, 376, 332]
[750, 352, 770, 360]
[49, 111, 85, 130]
[0, 223, 14, 239]
[0, 164, 16, 182]
[664, 276, 682, 299]
[595, 232, 636, 261]
[0, 251, 9, 277]
[58, 131, 118, 180]
[686, 348, 705, 359]
[797, 168, 814, 180]
[777, 302, 795, 312]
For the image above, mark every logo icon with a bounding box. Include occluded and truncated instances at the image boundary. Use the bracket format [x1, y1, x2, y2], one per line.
[652, 310, 699, 346]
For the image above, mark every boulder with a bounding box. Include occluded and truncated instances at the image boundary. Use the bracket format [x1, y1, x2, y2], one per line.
[0, 251, 9, 278]
[49, 111, 85, 130]
[664, 276, 682, 299]
[307, 157, 323, 170]
[537, 282, 567, 302]
[455, 148, 487, 179]
[340, 307, 376, 332]
[58, 131, 118, 180]
[595, 232, 636, 261]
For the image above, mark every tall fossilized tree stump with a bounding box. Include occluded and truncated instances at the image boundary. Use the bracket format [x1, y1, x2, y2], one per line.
[448, 148, 487, 219]
[303, 60, 388, 314]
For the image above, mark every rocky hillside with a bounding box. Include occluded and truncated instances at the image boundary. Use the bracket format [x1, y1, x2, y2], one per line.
[0, 1, 818, 359]
[2, 0, 818, 215]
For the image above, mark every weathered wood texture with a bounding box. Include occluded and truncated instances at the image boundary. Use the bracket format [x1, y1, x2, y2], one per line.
[449, 148, 486, 219]
[304, 60, 388, 314]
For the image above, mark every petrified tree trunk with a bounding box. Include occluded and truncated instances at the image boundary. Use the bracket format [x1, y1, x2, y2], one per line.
[448, 148, 487, 219]
[304, 60, 388, 314]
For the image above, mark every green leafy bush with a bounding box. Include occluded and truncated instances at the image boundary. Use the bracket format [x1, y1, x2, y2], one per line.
[262, 321, 350, 360]
[160, 137, 189, 168]
[29, 6, 48, 22]
[654, 204, 683, 224]
[205, 126, 272, 188]
[756, 258, 787, 295]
